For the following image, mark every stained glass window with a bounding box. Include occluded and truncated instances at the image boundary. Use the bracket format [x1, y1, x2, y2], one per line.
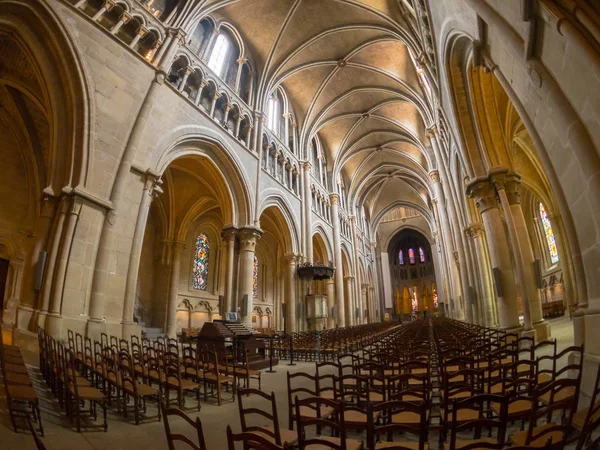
[419, 247, 425, 263]
[408, 248, 415, 265]
[412, 290, 418, 312]
[399, 250, 404, 265]
[192, 234, 209, 290]
[253, 256, 259, 298]
[539, 203, 559, 264]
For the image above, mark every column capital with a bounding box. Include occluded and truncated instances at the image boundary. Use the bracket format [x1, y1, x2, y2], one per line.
[221, 225, 238, 241]
[468, 222, 486, 237]
[236, 57, 246, 65]
[284, 252, 298, 263]
[488, 166, 510, 190]
[282, 112, 292, 119]
[344, 275, 355, 282]
[136, 25, 149, 37]
[429, 170, 441, 183]
[329, 193, 340, 204]
[504, 171, 522, 205]
[239, 225, 262, 241]
[302, 161, 312, 171]
[466, 177, 498, 214]
[361, 283, 369, 291]
[426, 126, 438, 138]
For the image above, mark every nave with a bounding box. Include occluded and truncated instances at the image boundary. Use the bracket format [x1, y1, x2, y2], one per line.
[1, 315, 596, 449]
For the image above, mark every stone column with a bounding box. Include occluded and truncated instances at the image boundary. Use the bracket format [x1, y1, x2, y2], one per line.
[330, 194, 345, 327]
[467, 178, 520, 330]
[238, 226, 262, 328]
[234, 57, 245, 92]
[122, 174, 162, 338]
[361, 283, 368, 324]
[505, 172, 551, 340]
[195, 80, 207, 106]
[245, 124, 254, 149]
[303, 162, 313, 263]
[469, 223, 497, 327]
[235, 115, 243, 137]
[350, 215, 362, 323]
[326, 278, 335, 328]
[91, 0, 114, 21]
[430, 170, 463, 319]
[38, 197, 68, 328]
[369, 286, 376, 322]
[178, 66, 193, 92]
[221, 226, 237, 316]
[344, 276, 355, 326]
[129, 25, 148, 49]
[111, 11, 131, 35]
[284, 253, 297, 333]
[166, 242, 184, 338]
[490, 169, 533, 334]
[283, 113, 291, 144]
[210, 91, 221, 118]
[46, 196, 83, 338]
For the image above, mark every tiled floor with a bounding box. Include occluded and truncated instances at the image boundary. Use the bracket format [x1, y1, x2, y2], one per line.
[0, 315, 576, 450]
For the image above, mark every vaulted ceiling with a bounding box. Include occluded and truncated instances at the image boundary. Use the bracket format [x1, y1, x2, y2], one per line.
[183, 0, 435, 226]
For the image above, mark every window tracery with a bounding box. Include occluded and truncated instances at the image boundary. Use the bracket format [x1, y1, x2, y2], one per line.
[408, 248, 415, 265]
[253, 255, 259, 298]
[192, 234, 209, 290]
[539, 203, 559, 264]
[208, 33, 230, 77]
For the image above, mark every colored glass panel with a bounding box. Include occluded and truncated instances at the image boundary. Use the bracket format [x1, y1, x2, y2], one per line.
[539, 203, 559, 264]
[408, 248, 415, 265]
[399, 250, 404, 265]
[192, 234, 209, 290]
[419, 247, 425, 263]
[253, 256, 259, 298]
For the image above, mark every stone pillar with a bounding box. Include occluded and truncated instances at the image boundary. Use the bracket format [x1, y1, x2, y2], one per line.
[469, 223, 497, 327]
[284, 253, 297, 333]
[505, 172, 550, 340]
[361, 283, 368, 324]
[38, 197, 68, 328]
[235, 115, 243, 137]
[252, 111, 261, 153]
[46, 196, 83, 338]
[238, 226, 262, 328]
[234, 57, 245, 93]
[195, 80, 207, 106]
[178, 66, 193, 92]
[467, 178, 520, 330]
[330, 194, 345, 327]
[221, 226, 237, 316]
[166, 242, 184, 338]
[111, 11, 131, 35]
[129, 25, 148, 49]
[245, 124, 254, 149]
[430, 170, 463, 319]
[350, 216, 362, 323]
[122, 174, 162, 338]
[303, 162, 313, 263]
[283, 113, 291, 144]
[291, 122, 298, 154]
[345, 276, 355, 326]
[210, 91, 221, 118]
[326, 278, 335, 328]
[92, 0, 114, 21]
[490, 169, 533, 334]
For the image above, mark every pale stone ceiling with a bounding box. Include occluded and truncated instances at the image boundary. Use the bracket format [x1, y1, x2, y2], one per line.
[189, 0, 433, 222]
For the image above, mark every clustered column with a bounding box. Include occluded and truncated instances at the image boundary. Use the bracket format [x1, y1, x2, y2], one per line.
[238, 226, 262, 328]
[284, 253, 297, 333]
[330, 193, 345, 327]
[221, 226, 238, 316]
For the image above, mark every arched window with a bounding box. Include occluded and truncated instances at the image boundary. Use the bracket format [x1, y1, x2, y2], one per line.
[267, 95, 279, 131]
[399, 250, 404, 265]
[412, 288, 418, 312]
[192, 234, 209, 290]
[208, 33, 231, 77]
[419, 247, 425, 263]
[539, 203, 559, 264]
[253, 255, 259, 298]
[408, 248, 415, 265]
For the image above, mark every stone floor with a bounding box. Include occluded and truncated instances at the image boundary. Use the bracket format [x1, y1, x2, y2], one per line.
[0, 315, 576, 450]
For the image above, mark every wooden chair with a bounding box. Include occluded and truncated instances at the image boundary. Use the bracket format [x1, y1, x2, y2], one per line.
[287, 371, 331, 430]
[538, 345, 583, 406]
[199, 345, 235, 406]
[447, 394, 508, 450]
[161, 404, 207, 450]
[164, 347, 201, 411]
[316, 361, 341, 400]
[65, 350, 107, 432]
[510, 378, 580, 449]
[27, 416, 47, 450]
[367, 399, 428, 450]
[119, 351, 162, 424]
[233, 343, 262, 391]
[226, 425, 291, 450]
[295, 396, 362, 450]
[574, 361, 600, 450]
[238, 388, 298, 447]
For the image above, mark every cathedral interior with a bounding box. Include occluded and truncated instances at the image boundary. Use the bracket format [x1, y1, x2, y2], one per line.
[1, 0, 600, 448]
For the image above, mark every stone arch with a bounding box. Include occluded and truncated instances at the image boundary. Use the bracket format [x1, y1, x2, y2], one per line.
[257, 194, 300, 254]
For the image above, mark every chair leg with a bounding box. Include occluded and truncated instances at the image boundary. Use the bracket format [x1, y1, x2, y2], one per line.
[217, 382, 222, 406]
[134, 396, 140, 425]
[75, 398, 81, 432]
[35, 402, 44, 437]
[102, 401, 108, 432]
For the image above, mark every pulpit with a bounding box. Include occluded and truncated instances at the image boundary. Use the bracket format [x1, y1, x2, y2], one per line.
[306, 294, 328, 330]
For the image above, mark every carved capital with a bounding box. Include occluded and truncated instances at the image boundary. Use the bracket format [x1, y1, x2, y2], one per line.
[284, 252, 297, 264]
[466, 177, 498, 214]
[504, 171, 522, 205]
[221, 225, 238, 241]
[329, 193, 340, 205]
[238, 226, 262, 251]
[303, 161, 312, 171]
[488, 166, 510, 191]
[429, 170, 440, 183]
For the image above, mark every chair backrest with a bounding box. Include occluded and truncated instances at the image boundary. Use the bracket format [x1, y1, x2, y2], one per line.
[161, 404, 206, 450]
[295, 396, 345, 449]
[576, 361, 600, 450]
[226, 425, 288, 450]
[367, 399, 427, 450]
[449, 394, 508, 450]
[316, 362, 339, 400]
[238, 388, 281, 445]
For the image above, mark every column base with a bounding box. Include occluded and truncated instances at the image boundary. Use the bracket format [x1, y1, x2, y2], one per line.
[15, 306, 35, 332]
[86, 318, 106, 342]
[533, 320, 551, 341]
[166, 324, 177, 339]
[121, 321, 142, 341]
[37, 311, 49, 329]
[521, 328, 537, 346]
[45, 313, 63, 338]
